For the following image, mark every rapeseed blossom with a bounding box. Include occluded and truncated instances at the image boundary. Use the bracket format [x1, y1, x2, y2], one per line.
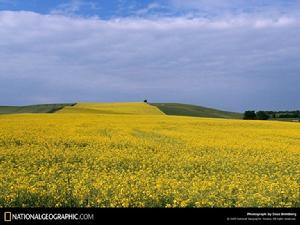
[0, 105, 299, 207]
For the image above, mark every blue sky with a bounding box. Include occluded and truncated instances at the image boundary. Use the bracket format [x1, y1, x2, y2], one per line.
[0, 0, 162, 18]
[0, 0, 300, 111]
[1, 0, 299, 18]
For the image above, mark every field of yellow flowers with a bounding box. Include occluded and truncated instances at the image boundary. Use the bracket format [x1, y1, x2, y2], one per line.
[0, 103, 299, 207]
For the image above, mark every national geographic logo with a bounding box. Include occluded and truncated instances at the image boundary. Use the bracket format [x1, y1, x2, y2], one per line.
[2, 211, 94, 222]
[4, 212, 12, 222]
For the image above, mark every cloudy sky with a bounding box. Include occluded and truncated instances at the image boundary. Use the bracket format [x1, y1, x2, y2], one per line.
[0, 0, 299, 111]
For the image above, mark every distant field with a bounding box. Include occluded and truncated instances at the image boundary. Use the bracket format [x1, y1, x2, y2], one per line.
[151, 103, 242, 119]
[0, 102, 243, 120]
[0, 110, 299, 207]
[271, 118, 300, 122]
[0, 104, 75, 114]
[58, 102, 164, 115]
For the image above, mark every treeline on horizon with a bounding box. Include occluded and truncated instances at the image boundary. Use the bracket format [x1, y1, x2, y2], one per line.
[243, 110, 300, 120]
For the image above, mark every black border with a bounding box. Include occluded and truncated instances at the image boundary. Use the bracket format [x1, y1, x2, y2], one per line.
[0, 208, 298, 224]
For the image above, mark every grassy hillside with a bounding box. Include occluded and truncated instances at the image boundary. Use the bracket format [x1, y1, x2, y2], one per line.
[0, 104, 75, 114]
[0, 102, 241, 119]
[58, 102, 164, 115]
[151, 103, 242, 119]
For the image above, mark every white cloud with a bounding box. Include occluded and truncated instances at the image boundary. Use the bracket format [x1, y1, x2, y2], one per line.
[0, 10, 300, 110]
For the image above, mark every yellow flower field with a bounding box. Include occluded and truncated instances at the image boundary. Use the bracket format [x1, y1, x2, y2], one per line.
[58, 102, 164, 115]
[0, 103, 299, 207]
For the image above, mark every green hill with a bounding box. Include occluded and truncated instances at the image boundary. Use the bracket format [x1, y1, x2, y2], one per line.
[151, 103, 242, 119]
[0, 103, 76, 114]
[0, 102, 242, 119]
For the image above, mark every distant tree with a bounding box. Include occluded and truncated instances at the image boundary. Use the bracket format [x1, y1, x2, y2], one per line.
[279, 113, 299, 118]
[256, 111, 270, 120]
[144, 99, 148, 103]
[243, 111, 257, 120]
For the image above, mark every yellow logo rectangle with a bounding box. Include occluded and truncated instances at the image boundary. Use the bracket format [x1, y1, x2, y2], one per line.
[4, 212, 11, 222]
